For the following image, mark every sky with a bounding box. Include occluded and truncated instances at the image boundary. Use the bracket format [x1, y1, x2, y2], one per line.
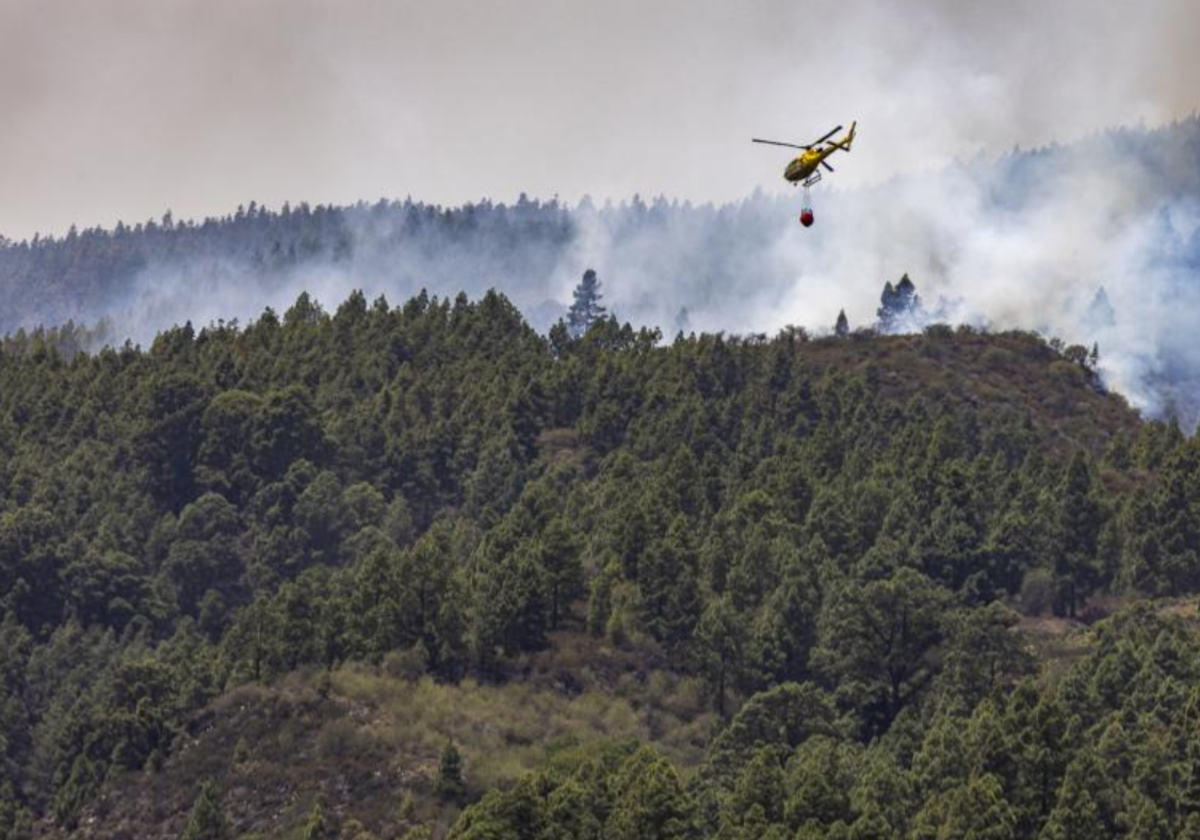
[2, 0, 1197, 241]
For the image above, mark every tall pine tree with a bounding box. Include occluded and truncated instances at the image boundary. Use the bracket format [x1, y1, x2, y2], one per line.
[834, 309, 850, 337]
[567, 269, 607, 337]
[179, 780, 231, 840]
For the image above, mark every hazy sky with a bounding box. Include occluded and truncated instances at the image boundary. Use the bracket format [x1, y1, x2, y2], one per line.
[2, 0, 1196, 240]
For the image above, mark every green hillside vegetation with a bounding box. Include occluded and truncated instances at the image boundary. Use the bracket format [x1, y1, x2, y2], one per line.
[2, 288, 1199, 838]
[77, 639, 713, 838]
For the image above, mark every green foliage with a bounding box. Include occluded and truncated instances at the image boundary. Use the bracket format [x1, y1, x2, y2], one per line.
[606, 748, 693, 840]
[815, 568, 951, 732]
[937, 603, 1034, 710]
[179, 780, 231, 840]
[451, 743, 691, 840]
[437, 740, 466, 803]
[0, 287, 1191, 835]
[301, 801, 329, 840]
[567, 269, 607, 338]
[695, 595, 743, 716]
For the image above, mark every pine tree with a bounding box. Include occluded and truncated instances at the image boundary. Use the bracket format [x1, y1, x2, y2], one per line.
[1123, 794, 1171, 840]
[538, 517, 583, 631]
[470, 551, 548, 666]
[937, 773, 1017, 840]
[301, 801, 329, 840]
[567, 269, 607, 337]
[437, 740, 466, 802]
[835, 309, 850, 337]
[1178, 813, 1200, 840]
[606, 749, 692, 840]
[814, 568, 949, 732]
[637, 517, 701, 650]
[0, 785, 32, 840]
[696, 595, 744, 716]
[1056, 453, 1102, 617]
[232, 736, 250, 765]
[179, 780, 231, 840]
[876, 274, 922, 332]
[895, 274, 919, 309]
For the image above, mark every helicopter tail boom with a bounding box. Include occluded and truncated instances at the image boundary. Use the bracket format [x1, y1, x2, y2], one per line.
[824, 122, 857, 154]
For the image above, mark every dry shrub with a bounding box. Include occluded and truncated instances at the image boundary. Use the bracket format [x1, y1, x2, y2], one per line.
[384, 645, 429, 682]
[326, 658, 704, 794]
[981, 346, 1016, 371]
[1079, 592, 1127, 625]
[316, 718, 371, 759]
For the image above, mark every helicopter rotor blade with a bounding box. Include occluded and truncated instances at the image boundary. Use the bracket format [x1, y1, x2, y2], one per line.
[809, 125, 843, 147]
[821, 161, 835, 172]
[752, 139, 809, 150]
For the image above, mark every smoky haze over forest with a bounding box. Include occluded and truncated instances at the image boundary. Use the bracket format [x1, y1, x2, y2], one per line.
[2, 0, 1200, 419]
[2, 117, 1200, 425]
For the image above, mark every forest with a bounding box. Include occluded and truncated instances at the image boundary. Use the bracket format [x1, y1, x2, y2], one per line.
[2, 284, 1200, 839]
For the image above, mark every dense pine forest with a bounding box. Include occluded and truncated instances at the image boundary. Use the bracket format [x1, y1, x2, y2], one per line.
[3, 286, 1200, 838]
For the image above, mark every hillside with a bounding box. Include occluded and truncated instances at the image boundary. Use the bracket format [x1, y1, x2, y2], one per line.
[763, 328, 1138, 457]
[66, 602, 1200, 840]
[3, 290, 1200, 839]
[63, 637, 713, 839]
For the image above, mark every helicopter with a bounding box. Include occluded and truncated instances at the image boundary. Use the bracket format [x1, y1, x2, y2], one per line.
[753, 122, 856, 226]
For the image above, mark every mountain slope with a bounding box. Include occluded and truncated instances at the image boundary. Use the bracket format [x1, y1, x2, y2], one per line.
[1, 290, 1193, 840]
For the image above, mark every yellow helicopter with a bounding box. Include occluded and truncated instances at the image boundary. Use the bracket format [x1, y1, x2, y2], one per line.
[753, 121, 857, 189]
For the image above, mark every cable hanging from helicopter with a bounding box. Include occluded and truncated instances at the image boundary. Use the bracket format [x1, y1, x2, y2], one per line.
[752, 121, 856, 227]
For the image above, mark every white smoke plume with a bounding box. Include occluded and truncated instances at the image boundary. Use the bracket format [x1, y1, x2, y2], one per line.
[77, 118, 1199, 425]
[3, 0, 1199, 420]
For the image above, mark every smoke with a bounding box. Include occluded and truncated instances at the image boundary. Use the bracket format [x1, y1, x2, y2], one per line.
[21, 117, 1180, 427]
[559, 120, 1200, 422]
[783, 124, 1200, 419]
[4, 0, 1200, 419]
[79, 118, 1200, 426]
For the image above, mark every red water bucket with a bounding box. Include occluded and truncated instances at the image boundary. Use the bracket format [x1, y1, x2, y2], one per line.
[799, 209, 814, 227]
